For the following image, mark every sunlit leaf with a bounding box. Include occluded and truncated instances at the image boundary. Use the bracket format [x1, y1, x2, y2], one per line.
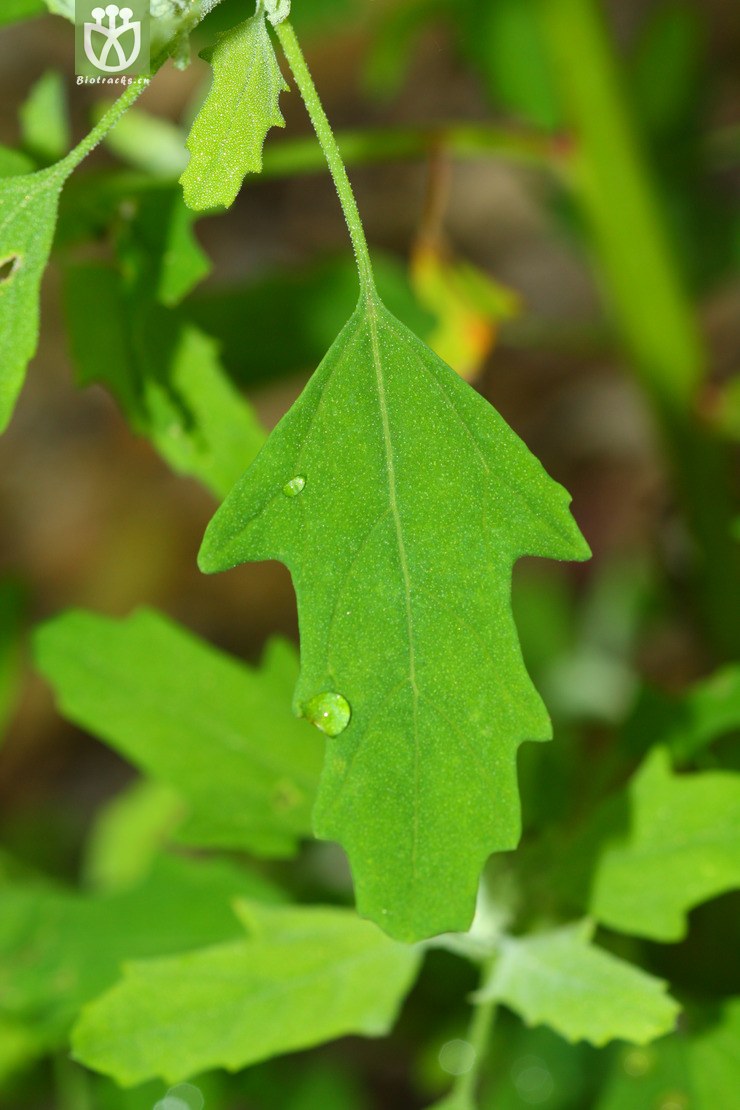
[570, 748, 740, 940]
[477, 920, 679, 1046]
[181, 9, 288, 210]
[71, 901, 421, 1086]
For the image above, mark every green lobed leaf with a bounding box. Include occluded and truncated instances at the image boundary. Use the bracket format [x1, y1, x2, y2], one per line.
[33, 608, 323, 858]
[199, 290, 589, 941]
[181, 9, 289, 210]
[71, 900, 421, 1086]
[576, 748, 740, 941]
[19, 70, 70, 164]
[63, 262, 263, 498]
[0, 164, 66, 431]
[476, 920, 679, 1047]
[0, 854, 281, 1045]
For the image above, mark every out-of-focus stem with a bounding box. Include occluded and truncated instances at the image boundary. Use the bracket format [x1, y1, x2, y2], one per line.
[537, 0, 740, 655]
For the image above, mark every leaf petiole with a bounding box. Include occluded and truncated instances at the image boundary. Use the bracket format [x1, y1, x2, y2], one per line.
[274, 19, 376, 299]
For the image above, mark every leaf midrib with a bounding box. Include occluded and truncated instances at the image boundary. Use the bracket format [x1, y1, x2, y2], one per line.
[365, 294, 421, 876]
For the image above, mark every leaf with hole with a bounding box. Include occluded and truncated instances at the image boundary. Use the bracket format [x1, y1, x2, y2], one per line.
[199, 289, 590, 941]
[0, 164, 66, 431]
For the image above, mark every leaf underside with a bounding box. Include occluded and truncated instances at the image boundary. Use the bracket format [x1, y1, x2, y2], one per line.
[200, 292, 589, 942]
[181, 11, 288, 211]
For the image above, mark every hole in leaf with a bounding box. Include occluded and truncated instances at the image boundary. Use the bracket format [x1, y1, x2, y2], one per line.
[0, 255, 20, 284]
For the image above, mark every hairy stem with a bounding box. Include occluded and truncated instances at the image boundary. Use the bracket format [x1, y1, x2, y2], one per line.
[274, 19, 376, 298]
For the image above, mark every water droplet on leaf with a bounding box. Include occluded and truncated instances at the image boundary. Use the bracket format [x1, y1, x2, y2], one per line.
[302, 691, 351, 736]
[282, 475, 306, 497]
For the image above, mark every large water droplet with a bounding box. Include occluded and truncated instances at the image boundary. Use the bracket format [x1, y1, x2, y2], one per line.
[283, 475, 306, 497]
[302, 691, 351, 737]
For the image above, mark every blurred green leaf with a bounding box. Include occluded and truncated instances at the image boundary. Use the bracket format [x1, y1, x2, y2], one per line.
[0, 854, 281, 1046]
[570, 748, 740, 940]
[0, 164, 66, 432]
[0, 580, 24, 745]
[626, 664, 740, 764]
[477, 920, 679, 1046]
[83, 780, 184, 892]
[459, 0, 561, 130]
[181, 10, 288, 210]
[199, 288, 588, 941]
[102, 108, 189, 179]
[71, 901, 421, 1085]
[597, 998, 740, 1109]
[19, 71, 70, 164]
[481, 1022, 595, 1109]
[629, 2, 703, 138]
[186, 252, 433, 387]
[114, 185, 211, 307]
[63, 263, 262, 498]
[34, 608, 322, 858]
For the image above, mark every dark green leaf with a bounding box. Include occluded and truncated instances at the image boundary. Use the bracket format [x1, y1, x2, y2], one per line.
[63, 263, 263, 498]
[186, 251, 433, 388]
[0, 854, 281, 1043]
[0, 579, 25, 745]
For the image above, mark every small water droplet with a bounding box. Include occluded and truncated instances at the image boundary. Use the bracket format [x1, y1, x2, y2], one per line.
[283, 475, 306, 497]
[302, 691, 351, 736]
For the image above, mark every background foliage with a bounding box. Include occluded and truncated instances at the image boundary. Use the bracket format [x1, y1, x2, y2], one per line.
[0, 0, 739, 1107]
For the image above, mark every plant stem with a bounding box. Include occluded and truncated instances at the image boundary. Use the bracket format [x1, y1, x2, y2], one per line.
[449, 959, 497, 1106]
[274, 20, 376, 298]
[59, 53, 170, 180]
